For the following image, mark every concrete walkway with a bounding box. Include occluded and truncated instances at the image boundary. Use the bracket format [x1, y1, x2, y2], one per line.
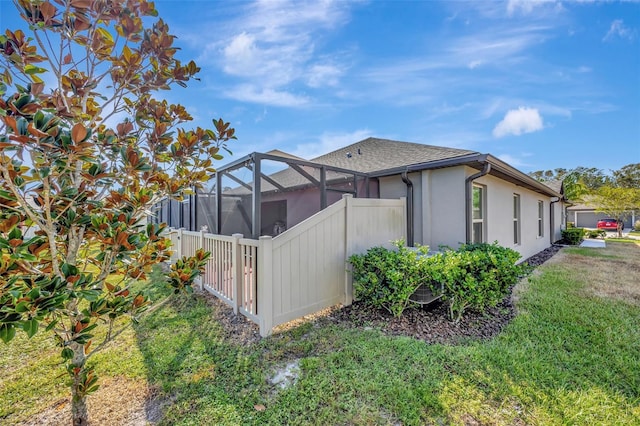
[580, 239, 606, 248]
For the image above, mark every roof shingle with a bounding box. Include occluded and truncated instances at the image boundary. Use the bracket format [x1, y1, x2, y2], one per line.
[309, 137, 478, 173]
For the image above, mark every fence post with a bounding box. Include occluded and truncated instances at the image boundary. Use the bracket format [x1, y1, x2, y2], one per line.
[232, 233, 243, 315]
[343, 194, 354, 306]
[176, 228, 183, 259]
[257, 236, 273, 337]
[196, 229, 205, 291]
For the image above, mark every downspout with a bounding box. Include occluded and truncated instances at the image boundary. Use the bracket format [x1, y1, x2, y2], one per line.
[550, 197, 560, 245]
[401, 170, 414, 246]
[465, 161, 491, 243]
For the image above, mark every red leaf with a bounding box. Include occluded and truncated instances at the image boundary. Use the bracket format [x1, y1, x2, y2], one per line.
[40, 1, 56, 23]
[9, 238, 23, 248]
[71, 123, 87, 143]
[132, 294, 144, 308]
[254, 404, 266, 412]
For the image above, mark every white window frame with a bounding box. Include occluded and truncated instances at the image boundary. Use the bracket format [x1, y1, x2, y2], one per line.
[472, 184, 486, 244]
[537, 200, 544, 238]
[513, 194, 521, 245]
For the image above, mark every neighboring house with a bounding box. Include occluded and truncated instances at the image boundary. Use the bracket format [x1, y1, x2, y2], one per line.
[566, 199, 637, 229]
[157, 138, 565, 261]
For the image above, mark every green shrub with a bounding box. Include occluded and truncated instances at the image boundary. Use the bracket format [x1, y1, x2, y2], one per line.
[349, 241, 429, 317]
[423, 243, 524, 322]
[567, 222, 575, 228]
[562, 228, 585, 245]
[350, 241, 525, 323]
[586, 229, 606, 239]
[634, 220, 640, 231]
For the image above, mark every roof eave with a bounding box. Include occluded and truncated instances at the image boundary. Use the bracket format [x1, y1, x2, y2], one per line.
[368, 153, 487, 177]
[484, 154, 562, 198]
[369, 153, 562, 198]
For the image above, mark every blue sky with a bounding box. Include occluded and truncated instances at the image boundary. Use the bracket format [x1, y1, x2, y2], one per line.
[2, 0, 639, 174]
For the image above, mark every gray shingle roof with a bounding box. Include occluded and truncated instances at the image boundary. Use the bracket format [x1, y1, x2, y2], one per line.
[540, 179, 563, 194]
[309, 137, 478, 173]
[219, 137, 562, 198]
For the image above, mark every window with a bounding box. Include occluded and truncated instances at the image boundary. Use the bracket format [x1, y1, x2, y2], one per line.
[537, 200, 544, 237]
[513, 194, 521, 245]
[472, 185, 485, 243]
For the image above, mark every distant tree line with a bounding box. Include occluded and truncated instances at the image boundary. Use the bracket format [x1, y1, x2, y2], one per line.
[529, 163, 640, 236]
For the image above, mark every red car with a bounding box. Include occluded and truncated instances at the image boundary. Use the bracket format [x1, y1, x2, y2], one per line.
[597, 218, 624, 230]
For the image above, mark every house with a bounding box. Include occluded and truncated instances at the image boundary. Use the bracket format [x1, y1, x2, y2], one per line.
[566, 199, 637, 229]
[157, 137, 565, 261]
[157, 138, 565, 335]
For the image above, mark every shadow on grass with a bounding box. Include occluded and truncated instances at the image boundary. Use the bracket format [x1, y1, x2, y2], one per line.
[133, 292, 267, 424]
[131, 247, 640, 425]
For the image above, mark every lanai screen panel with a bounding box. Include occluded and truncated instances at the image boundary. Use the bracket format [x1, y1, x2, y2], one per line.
[195, 187, 217, 233]
[220, 165, 253, 236]
[325, 169, 357, 206]
[259, 158, 323, 236]
[150, 152, 377, 236]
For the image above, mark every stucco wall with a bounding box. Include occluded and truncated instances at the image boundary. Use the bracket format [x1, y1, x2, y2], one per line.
[378, 167, 467, 250]
[379, 172, 423, 245]
[552, 201, 564, 242]
[425, 167, 467, 250]
[379, 165, 560, 260]
[473, 171, 552, 260]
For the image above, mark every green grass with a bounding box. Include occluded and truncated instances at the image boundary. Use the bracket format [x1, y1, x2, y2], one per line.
[1, 244, 639, 425]
[607, 237, 640, 243]
[564, 247, 622, 258]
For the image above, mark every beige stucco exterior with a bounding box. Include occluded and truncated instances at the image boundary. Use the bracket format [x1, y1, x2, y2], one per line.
[379, 165, 564, 261]
[473, 171, 555, 260]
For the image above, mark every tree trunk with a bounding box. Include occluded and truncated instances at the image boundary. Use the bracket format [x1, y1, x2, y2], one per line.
[618, 223, 623, 238]
[70, 343, 89, 426]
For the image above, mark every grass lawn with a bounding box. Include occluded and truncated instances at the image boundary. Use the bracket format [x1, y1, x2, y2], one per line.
[1, 242, 639, 425]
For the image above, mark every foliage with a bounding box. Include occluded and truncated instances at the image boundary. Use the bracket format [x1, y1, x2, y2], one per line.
[566, 222, 575, 228]
[350, 241, 524, 323]
[560, 171, 589, 202]
[529, 167, 608, 195]
[423, 243, 524, 322]
[0, 1, 234, 424]
[635, 220, 640, 231]
[586, 229, 606, 239]
[591, 186, 640, 237]
[612, 163, 640, 189]
[561, 228, 585, 245]
[5, 243, 639, 425]
[349, 241, 429, 317]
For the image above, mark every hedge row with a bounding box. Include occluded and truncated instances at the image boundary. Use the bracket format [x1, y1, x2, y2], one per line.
[349, 242, 527, 322]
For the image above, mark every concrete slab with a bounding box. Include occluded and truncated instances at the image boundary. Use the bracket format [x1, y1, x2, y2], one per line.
[580, 239, 606, 248]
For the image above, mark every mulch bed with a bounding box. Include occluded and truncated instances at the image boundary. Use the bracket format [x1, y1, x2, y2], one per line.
[200, 245, 564, 346]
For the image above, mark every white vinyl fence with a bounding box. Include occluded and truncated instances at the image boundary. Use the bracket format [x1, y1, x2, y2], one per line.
[170, 194, 406, 336]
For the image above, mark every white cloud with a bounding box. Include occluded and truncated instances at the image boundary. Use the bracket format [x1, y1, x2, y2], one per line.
[493, 107, 544, 138]
[226, 85, 310, 107]
[603, 19, 636, 42]
[222, 32, 259, 76]
[307, 64, 343, 88]
[201, 0, 354, 106]
[496, 153, 532, 168]
[506, 0, 560, 16]
[291, 129, 373, 159]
